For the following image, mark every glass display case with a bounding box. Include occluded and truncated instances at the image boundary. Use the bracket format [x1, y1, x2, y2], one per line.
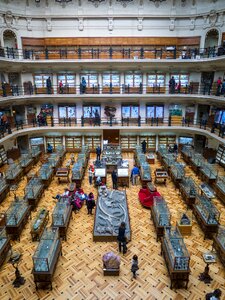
[161, 226, 190, 289]
[31, 145, 42, 163]
[19, 153, 34, 172]
[56, 145, 66, 159]
[52, 198, 72, 240]
[157, 145, 167, 160]
[5, 198, 30, 240]
[179, 177, 197, 207]
[39, 163, 53, 180]
[72, 163, 83, 179]
[136, 153, 147, 167]
[151, 196, 171, 241]
[162, 154, 176, 169]
[24, 177, 44, 208]
[195, 195, 220, 225]
[140, 163, 151, 180]
[0, 227, 11, 267]
[5, 163, 23, 184]
[48, 153, 60, 168]
[214, 176, 225, 204]
[170, 163, 185, 187]
[181, 145, 194, 163]
[93, 188, 131, 241]
[31, 208, 49, 241]
[213, 226, 225, 267]
[194, 194, 220, 238]
[190, 153, 204, 171]
[32, 227, 62, 290]
[200, 163, 217, 184]
[0, 178, 9, 203]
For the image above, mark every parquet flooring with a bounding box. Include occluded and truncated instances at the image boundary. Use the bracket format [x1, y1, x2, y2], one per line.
[0, 152, 225, 300]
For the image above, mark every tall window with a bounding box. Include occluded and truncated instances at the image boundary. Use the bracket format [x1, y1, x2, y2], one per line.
[125, 73, 142, 87]
[122, 105, 139, 118]
[83, 105, 101, 118]
[57, 74, 75, 87]
[171, 74, 189, 85]
[80, 74, 98, 87]
[34, 74, 52, 88]
[102, 73, 120, 87]
[147, 74, 165, 87]
[58, 105, 76, 119]
[146, 105, 164, 118]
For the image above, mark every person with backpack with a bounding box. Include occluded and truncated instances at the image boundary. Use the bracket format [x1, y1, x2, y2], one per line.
[86, 192, 96, 215]
[205, 289, 222, 300]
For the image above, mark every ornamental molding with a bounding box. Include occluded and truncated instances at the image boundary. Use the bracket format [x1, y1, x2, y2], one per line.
[137, 17, 143, 31]
[203, 10, 224, 29]
[46, 18, 52, 31]
[108, 17, 113, 31]
[26, 17, 32, 31]
[78, 17, 84, 31]
[4, 11, 14, 27]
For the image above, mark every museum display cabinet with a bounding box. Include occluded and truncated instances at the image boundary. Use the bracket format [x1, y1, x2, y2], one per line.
[39, 163, 54, 188]
[146, 153, 155, 164]
[198, 182, 215, 200]
[154, 168, 168, 185]
[151, 196, 171, 241]
[94, 167, 107, 185]
[179, 177, 197, 207]
[214, 176, 225, 205]
[180, 146, 194, 164]
[77, 152, 88, 166]
[24, 178, 44, 209]
[84, 136, 101, 152]
[117, 168, 129, 187]
[0, 145, 7, 167]
[135, 153, 147, 168]
[102, 145, 122, 173]
[31, 208, 49, 241]
[5, 163, 23, 185]
[140, 136, 156, 152]
[5, 198, 31, 240]
[93, 187, 131, 242]
[48, 154, 61, 173]
[213, 226, 225, 267]
[56, 168, 70, 184]
[0, 227, 11, 268]
[193, 194, 220, 239]
[189, 154, 204, 173]
[162, 154, 176, 173]
[199, 163, 217, 185]
[71, 162, 84, 187]
[157, 146, 167, 162]
[176, 211, 193, 236]
[161, 226, 190, 289]
[31, 145, 42, 164]
[56, 145, 66, 161]
[140, 163, 152, 188]
[52, 198, 72, 240]
[216, 144, 225, 168]
[170, 163, 185, 188]
[0, 178, 9, 204]
[32, 227, 62, 290]
[158, 136, 176, 148]
[19, 154, 34, 175]
[26, 169, 38, 182]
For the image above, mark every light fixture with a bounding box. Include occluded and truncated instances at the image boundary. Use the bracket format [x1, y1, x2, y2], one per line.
[55, 0, 72, 3]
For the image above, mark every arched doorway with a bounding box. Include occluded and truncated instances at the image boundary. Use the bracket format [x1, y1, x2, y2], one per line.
[3, 30, 18, 58]
[204, 29, 219, 48]
[3, 29, 17, 48]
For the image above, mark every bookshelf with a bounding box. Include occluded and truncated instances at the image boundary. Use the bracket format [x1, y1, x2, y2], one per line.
[0, 146, 7, 166]
[46, 137, 63, 151]
[139, 136, 156, 151]
[65, 137, 82, 152]
[120, 136, 138, 151]
[216, 144, 225, 167]
[158, 136, 176, 147]
[84, 136, 101, 151]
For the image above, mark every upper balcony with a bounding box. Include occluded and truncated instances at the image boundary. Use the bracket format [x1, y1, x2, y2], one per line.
[1, 81, 225, 107]
[1, 45, 225, 72]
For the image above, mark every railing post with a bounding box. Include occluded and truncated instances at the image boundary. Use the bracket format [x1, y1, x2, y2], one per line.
[109, 82, 112, 94]
[69, 118, 71, 126]
[109, 47, 113, 59]
[110, 116, 112, 127]
[140, 47, 144, 59]
[122, 117, 124, 126]
[78, 47, 81, 59]
[168, 116, 171, 126]
[139, 83, 143, 94]
[51, 116, 54, 127]
[151, 117, 153, 126]
[45, 48, 49, 59]
[127, 117, 129, 126]
[156, 117, 159, 126]
[81, 116, 84, 127]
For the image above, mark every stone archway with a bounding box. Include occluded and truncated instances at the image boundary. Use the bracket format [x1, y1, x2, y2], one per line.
[204, 29, 219, 48]
[3, 29, 17, 49]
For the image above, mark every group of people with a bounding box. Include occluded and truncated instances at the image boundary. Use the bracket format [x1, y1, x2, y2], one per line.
[216, 77, 225, 96]
[53, 187, 96, 215]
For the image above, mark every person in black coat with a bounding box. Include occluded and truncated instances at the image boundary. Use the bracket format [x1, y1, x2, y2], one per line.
[141, 140, 147, 154]
[117, 222, 127, 254]
[96, 145, 101, 160]
[111, 169, 118, 190]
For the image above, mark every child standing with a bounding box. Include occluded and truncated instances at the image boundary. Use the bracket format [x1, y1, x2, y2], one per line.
[86, 192, 96, 215]
[131, 255, 139, 279]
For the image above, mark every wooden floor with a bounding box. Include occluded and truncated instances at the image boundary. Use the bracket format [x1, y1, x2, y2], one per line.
[0, 152, 225, 300]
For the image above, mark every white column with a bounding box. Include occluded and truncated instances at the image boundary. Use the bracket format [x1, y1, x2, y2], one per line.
[98, 73, 102, 94]
[76, 73, 80, 94]
[120, 72, 124, 94]
[52, 73, 57, 94]
[143, 72, 147, 94]
[194, 104, 198, 125]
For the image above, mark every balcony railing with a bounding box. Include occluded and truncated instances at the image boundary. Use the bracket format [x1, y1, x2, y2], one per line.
[0, 45, 225, 60]
[0, 116, 224, 141]
[0, 82, 224, 97]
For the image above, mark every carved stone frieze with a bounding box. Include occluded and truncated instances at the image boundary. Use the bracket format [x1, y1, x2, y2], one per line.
[190, 17, 195, 30]
[203, 11, 224, 29]
[108, 17, 113, 31]
[27, 18, 32, 31]
[137, 17, 143, 31]
[169, 18, 175, 31]
[46, 18, 52, 31]
[4, 11, 13, 27]
[78, 18, 84, 31]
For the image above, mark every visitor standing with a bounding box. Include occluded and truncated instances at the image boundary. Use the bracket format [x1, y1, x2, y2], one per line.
[86, 192, 95, 215]
[46, 76, 52, 94]
[96, 145, 101, 160]
[141, 140, 147, 154]
[131, 255, 139, 279]
[111, 168, 118, 190]
[117, 222, 127, 254]
[130, 165, 140, 186]
[88, 165, 94, 185]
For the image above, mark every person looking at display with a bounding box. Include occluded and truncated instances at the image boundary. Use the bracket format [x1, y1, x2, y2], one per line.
[47, 143, 53, 153]
[111, 168, 118, 190]
[96, 145, 101, 160]
[88, 165, 94, 185]
[141, 140, 147, 154]
[117, 222, 127, 254]
[86, 192, 96, 215]
[130, 165, 140, 186]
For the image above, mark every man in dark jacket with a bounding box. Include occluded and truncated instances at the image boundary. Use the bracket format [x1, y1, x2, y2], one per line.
[111, 169, 118, 189]
[96, 145, 101, 160]
[117, 222, 127, 254]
